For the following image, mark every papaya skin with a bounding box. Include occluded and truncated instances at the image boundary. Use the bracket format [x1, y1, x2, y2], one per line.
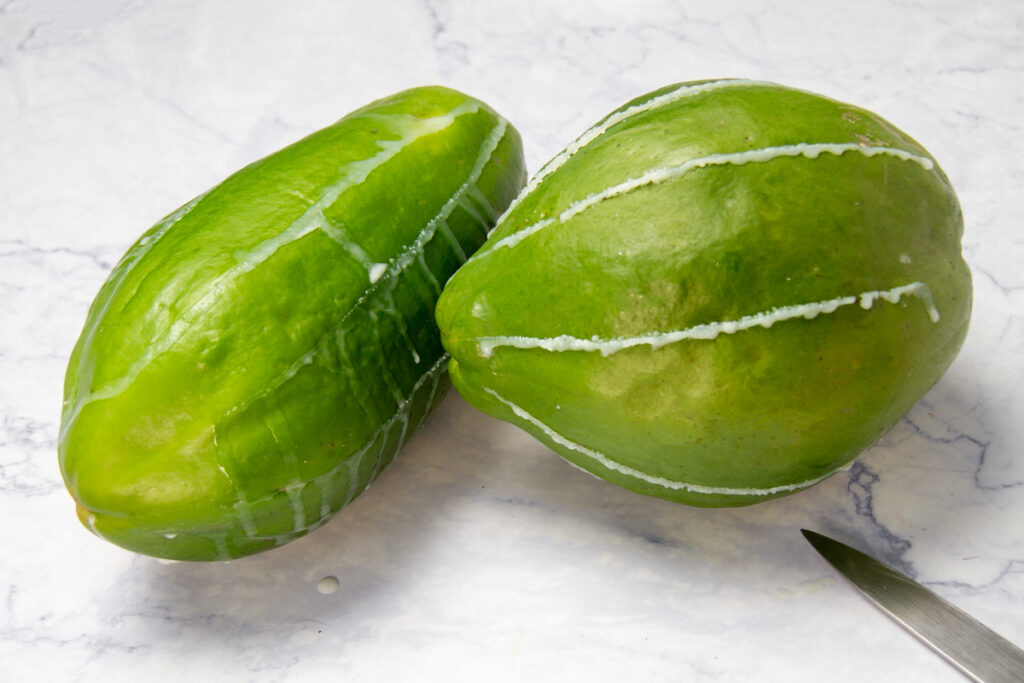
[436, 79, 971, 507]
[59, 86, 526, 560]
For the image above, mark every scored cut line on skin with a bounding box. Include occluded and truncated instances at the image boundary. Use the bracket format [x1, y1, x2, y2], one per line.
[476, 281, 939, 358]
[482, 386, 840, 497]
[326, 116, 508, 326]
[61, 103, 493, 435]
[226, 352, 450, 541]
[471, 142, 936, 265]
[135, 352, 451, 554]
[85, 116, 509, 551]
[497, 78, 778, 223]
[175, 116, 513, 497]
[62, 189, 210, 419]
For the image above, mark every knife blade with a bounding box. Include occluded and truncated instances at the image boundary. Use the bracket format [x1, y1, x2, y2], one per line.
[801, 529, 1024, 683]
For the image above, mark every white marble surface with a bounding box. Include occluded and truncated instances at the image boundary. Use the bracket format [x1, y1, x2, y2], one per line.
[2, 1, 1023, 680]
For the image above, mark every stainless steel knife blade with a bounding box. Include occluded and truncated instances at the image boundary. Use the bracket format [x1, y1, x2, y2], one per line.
[802, 529, 1024, 683]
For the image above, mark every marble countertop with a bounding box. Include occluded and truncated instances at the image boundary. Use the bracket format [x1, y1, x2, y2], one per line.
[2, 1, 1022, 681]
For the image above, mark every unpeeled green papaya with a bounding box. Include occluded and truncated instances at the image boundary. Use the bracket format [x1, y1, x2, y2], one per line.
[436, 79, 971, 507]
[60, 86, 526, 560]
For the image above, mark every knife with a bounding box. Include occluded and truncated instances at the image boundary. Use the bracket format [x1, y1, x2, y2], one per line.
[802, 529, 1024, 682]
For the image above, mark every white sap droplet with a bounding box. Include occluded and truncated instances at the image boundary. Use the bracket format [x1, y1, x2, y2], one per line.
[412, 349, 421, 363]
[317, 575, 340, 594]
[85, 513, 101, 536]
[900, 253, 912, 264]
[368, 263, 387, 283]
[163, 533, 177, 539]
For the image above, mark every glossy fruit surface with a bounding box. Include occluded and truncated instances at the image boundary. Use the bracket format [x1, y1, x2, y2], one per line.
[60, 86, 526, 559]
[437, 79, 970, 506]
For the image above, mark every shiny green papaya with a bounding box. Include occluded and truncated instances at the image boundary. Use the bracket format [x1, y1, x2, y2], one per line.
[436, 79, 971, 507]
[60, 86, 526, 560]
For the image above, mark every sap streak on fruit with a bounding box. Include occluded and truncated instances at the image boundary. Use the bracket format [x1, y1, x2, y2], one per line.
[59, 86, 526, 560]
[436, 79, 971, 507]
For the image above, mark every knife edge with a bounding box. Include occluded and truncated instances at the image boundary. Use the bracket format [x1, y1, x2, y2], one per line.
[801, 528, 1024, 683]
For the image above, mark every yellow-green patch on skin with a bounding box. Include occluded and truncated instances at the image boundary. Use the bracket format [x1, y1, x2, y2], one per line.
[437, 79, 971, 507]
[60, 86, 526, 560]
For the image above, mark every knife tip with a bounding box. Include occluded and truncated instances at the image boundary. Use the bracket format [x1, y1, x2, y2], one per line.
[801, 528, 831, 552]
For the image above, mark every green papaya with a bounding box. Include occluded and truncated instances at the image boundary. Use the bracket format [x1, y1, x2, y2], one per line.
[436, 79, 971, 507]
[60, 86, 526, 560]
